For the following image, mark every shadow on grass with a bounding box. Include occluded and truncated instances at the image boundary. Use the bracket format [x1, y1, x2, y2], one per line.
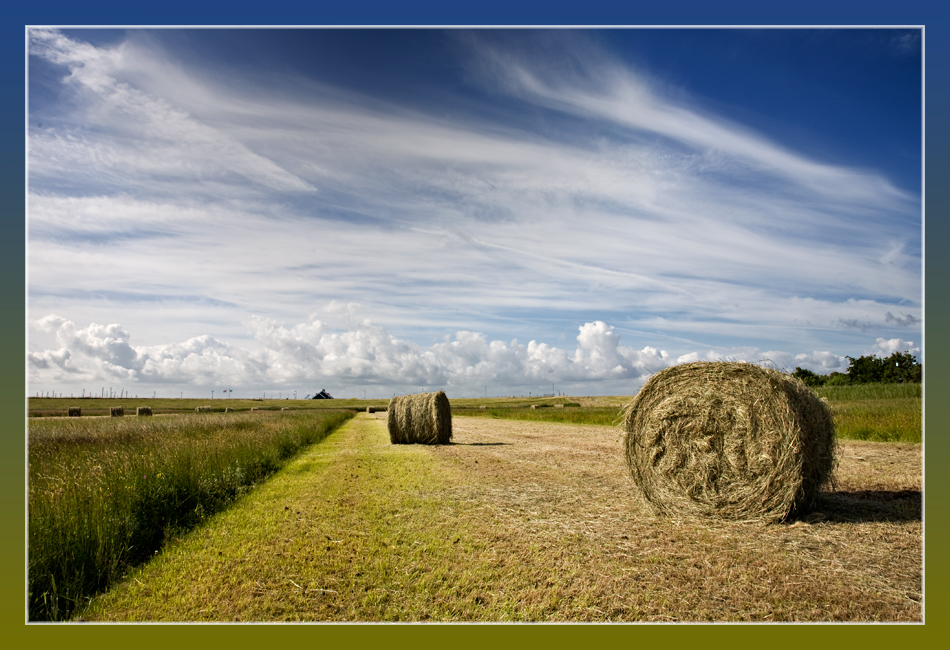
[802, 489, 922, 523]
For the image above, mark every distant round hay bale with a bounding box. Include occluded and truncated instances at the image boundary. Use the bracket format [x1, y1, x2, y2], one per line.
[478, 405, 488, 410]
[225, 407, 232, 413]
[196, 406, 212, 413]
[110, 406, 124, 417]
[366, 406, 375, 413]
[622, 362, 836, 522]
[281, 407, 290, 411]
[136, 406, 152, 417]
[387, 391, 452, 445]
[251, 407, 259, 411]
[67, 406, 81, 417]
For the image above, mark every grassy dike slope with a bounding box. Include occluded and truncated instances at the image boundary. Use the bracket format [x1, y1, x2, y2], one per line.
[79, 413, 920, 622]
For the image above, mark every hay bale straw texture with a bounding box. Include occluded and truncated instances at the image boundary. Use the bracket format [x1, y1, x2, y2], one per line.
[622, 362, 836, 522]
[387, 391, 452, 445]
[136, 406, 152, 417]
[110, 406, 124, 417]
[67, 406, 81, 417]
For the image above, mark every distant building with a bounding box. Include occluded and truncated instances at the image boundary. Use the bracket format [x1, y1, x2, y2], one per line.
[312, 389, 335, 400]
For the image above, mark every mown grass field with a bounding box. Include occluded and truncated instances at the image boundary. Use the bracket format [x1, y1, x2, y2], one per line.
[73, 413, 921, 622]
[29, 383, 922, 622]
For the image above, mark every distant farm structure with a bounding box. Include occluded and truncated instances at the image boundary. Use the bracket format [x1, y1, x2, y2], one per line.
[311, 389, 335, 400]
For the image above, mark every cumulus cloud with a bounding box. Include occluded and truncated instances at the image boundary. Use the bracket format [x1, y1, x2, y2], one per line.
[871, 337, 920, 358]
[30, 314, 893, 397]
[29, 315, 680, 395]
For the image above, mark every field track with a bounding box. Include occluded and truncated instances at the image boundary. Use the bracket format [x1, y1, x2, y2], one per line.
[80, 413, 921, 622]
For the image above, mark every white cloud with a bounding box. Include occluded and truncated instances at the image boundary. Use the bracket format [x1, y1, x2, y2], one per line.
[871, 337, 920, 358]
[27, 30, 921, 396]
[29, 314, 897, 398]
[28, 315, 676, 395]
[29, 29, 316, 196]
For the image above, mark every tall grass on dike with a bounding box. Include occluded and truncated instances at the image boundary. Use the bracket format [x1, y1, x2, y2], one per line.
[460, 384, 921, 444]
[28, 410, 354, 621]
[815, 383, 922, 443]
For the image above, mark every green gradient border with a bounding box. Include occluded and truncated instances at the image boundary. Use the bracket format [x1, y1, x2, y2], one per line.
[6, 2, 945, 648]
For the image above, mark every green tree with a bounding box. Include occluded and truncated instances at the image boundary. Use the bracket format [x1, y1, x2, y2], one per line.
[825, 372, 850, 386]
[881, 351, 922, 383]
[792, 367, 826, 387]
[846, 355, 885, 383]
[845, 351, 921, 384]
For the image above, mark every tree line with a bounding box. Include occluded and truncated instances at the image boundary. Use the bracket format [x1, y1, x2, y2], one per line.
[792, 351, 922, 387]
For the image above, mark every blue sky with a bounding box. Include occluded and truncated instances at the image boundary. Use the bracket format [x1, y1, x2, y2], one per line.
[27, 27, 922, 399]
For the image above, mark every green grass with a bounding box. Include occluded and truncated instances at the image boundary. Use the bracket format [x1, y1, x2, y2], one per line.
[814, 382, 921, 401]
[28, 409, 354, 621]
[457, 383, 923, 444]
[816, 383, 921, 443]
[79, 415, 501, 621]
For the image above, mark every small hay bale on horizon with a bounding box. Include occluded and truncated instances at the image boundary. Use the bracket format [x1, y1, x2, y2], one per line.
[196, 406, 212, 413]
[110, 406, 124, 417]
[67, 406, 81, 417]
[622, 361, 836, 523]
[366, 406, 376, 413]
[387, 391, 452, 445]
[136, 406, 152, 417]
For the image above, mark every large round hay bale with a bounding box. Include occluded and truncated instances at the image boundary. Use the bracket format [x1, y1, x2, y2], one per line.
[622, 362, 836, 522]
[110, 406, 124, 417]
[67, 406, 81, 417]
[366, 406, 375, 414]
[136, 406, 152, 417]
[387, 391, 452, 445]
